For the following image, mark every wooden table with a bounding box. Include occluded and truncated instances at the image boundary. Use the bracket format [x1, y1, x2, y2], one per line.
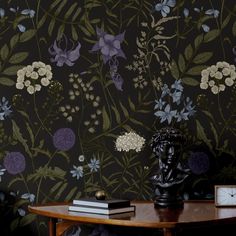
[28, 200, 236, 236]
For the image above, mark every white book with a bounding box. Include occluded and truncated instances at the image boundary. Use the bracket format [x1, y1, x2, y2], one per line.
[69, 210, 135, 219]
[68, 205, 135, 215]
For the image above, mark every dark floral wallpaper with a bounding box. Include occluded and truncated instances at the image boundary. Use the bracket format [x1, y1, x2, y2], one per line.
[0, 0, 236, 235]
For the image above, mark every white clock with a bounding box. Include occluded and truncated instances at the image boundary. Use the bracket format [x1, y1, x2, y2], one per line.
[215, 185, 236, 207]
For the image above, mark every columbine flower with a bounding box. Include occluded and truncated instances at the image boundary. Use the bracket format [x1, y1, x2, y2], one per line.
[70, 165, 83, 180]
[49, 35, 81, 67]
[53, 128, 75, 151]
[200, 61, 236, 95]
[16, 61, 53, 94]
[155, 0, 176, 17]
[3, 152, 26, 175]
[88, 157, 100, 172]
[91, 27, 126, 64]
[115, 131, 145, 152]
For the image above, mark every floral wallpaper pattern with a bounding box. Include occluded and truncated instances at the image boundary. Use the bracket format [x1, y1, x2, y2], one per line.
[0, 0, 236, 235]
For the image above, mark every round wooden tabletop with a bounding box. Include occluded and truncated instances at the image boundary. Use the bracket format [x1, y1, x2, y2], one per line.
[28, 200, 236, 229]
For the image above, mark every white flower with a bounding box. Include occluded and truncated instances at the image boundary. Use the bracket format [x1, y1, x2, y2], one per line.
[38, 68, 47, 76]
[200, 82, 208, 90]
[41, 77, 50, 86]
[30, 71, 38, 79]
[200, 61, 236, 95]
[15, 61, 53, 94]
[211, 85, 219, 94]
[27, 85, 35, 94]
[16, 82, 24, 89]
[225, 77, 234, 86]
[115, 131, 145, 152]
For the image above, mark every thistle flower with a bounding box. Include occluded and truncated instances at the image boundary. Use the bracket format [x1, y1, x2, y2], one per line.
[115, 131, 145, 152]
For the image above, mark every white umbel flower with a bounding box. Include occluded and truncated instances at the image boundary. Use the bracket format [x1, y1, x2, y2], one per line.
[115, 131, 145, 152]
[200, 61, 236, 95]
[16, 61, 53, 95]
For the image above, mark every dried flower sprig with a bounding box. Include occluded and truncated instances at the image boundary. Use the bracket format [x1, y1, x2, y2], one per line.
[115, 131, 145, 152]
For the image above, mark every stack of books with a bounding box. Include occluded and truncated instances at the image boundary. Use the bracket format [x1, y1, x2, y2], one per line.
[68, 198, 135, 215]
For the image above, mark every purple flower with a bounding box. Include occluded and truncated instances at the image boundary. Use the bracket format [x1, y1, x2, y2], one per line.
[109, 57, 123, 91]
[49, 35, 81, 67]
[53, 128, 75, 151]
[3, 152, 26, 175]
[188, 152, 209, 175]
[91, 27, 126, 64]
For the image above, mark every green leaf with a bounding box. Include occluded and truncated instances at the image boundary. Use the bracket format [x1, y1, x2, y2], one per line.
[196, 120, 212, 150]
[3, 65, 23, 75]
[120, 102, 129, 118]
[0, 44, 9, 61]
[203, 29, 220, 43]
[55, 0, 67, 16]
[20, 214, 37, 227]
[64, 2, 78, 19]
[48, 18, 56, 36]
[9, 52, 29, 64]
[12, 120, 32, 156]
[10, 34, 20, 49]
[80, 25, 92, 37]
[20, 29, 36, 42]
[181, 77, 199, 86]
[71, 25, 78, 41]
[130, 118, 144, 127]
[54, 182, 68, 200]
[178, 54, 185, 72]
[0, 77, 15, 86]
[10, 218, 20, 231]
[193, 52, 213, 64]
[64, 187, 78, 201]
[128, 97, 135, 111]
[72, 7, 81, 21]
[184, 44, 193, 60]
[111, 105, 121, 124]
[37, 14, 47, 29]
[210, 122, 219, 147]
[233, 21, 236, 37]
[194, 34, 203, 48]
[102, 106, 110, 131]
[57, 24, 65, 40]
[222, 14, 231, 29]
[170, 60, 179, 79]
[49, 181, 63, 195]
[49, 0, 62, 10]
[186, 65, 206, 75]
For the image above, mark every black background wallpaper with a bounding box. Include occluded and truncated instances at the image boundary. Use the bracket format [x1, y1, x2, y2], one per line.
[0, 0, 236, 235]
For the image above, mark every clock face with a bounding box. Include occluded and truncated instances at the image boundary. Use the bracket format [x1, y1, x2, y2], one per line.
[215, 186, 236, 206]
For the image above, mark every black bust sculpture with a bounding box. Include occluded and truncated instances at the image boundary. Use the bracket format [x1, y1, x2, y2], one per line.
[150, 127, 190, 208]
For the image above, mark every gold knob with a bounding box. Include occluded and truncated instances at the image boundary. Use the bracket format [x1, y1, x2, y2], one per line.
[95, 190, 106, 200]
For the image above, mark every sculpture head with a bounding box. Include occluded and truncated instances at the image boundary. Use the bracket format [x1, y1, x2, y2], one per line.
[151, 127, 186, 173]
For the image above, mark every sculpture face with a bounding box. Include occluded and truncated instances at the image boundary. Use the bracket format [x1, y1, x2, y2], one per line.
[150, 127, 190, 208]
[157, 141, 181, 174]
